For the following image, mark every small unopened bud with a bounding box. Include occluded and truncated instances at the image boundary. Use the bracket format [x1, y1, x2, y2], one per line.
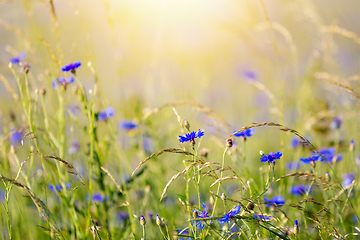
[226, 138, 233, 148]
[192, 210, 198, 218]
[350, 139, 355, 152]
[247, 202, 255, 210]
[184, 119, 190, 131]
[39, 87, 46, 96]
[311, 160, 316, 168]
[140, 215, 146, 226]
[9, 111, 16, 122]
[221, 193, 226, 201]
[22, 63, 30, 74]
[294, 220, 299, 235]
[325, 172, 330, 182]
[199, 148, 209, 158]
[156, 215, 161, 226]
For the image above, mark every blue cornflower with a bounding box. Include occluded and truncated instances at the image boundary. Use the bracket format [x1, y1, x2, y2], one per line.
[191, 203, 213, 230]
[233, 128, 255, 138]
[10, 53, 26, 65]
[118, 121, 137, 131]
[93, 193, 105, 202]
[52, 76, 75, 89]
[177, 228, 191, 240]
[290, 184, 311, 196]
[49, 183, 72, 193]
[260, 151, 282, 164]
[178, 129, 204, 143]
[61, 61, 81, 73]
[300, 155, 320, 164]
[300, 148, 342, 164]
[218, 205, 241, 224]
[243, 70, 257, 82]
[287, 161, 301, 170]
[97, 107, 115, 121]
[263, 195, 285, 207]
[117, 211, 129, 222]
[0, 190, 5, 202]
[294, 220, 299, 234]
[10, 130, 23, 146]
[253, 214, 273, 221]
[331, 116, 342, 129]
[350, 139, 355, 151]
[342, 173, 355, 188]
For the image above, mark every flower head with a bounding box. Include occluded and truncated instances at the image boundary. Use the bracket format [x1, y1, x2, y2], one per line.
[300, 148, 342, 164]
[10, 130, 23, 146]
[9, 53, 26, 66]
[290, 184, 311, 196]
[218, 205, 241, 224]
[93, 193, 106, 202]
[263, 195, 285, 207]
[178, 129, 204, 144]
[118, 121, 138, 131]
[49, 182, 72, 193]
[61, 61, 81, 73]
[331, 116, 342, 129]
[97, 107, 115, 121]
[52, 76, 75, 89]
[342, 173, 355, 188]
[260, 151, 282, 164]
[233, 128, 255, 138]
[0, 190, 5, 202]
[191, 203, 213, 230]
[287, 161, 301, 170]
[253, 214, 273, 221]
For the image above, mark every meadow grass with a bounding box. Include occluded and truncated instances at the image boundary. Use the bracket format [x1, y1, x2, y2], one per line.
[0, 0, 360, 239]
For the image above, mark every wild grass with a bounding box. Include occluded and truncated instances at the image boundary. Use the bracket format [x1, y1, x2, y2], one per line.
[1, 0, 360, 239]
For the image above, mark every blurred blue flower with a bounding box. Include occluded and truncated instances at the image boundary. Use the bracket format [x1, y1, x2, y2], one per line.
[97, 107, 115, 121]
[233, 128, 255, 138]
[242, 70, 258, 82]
[287, 161, 301, 170]
[191, 203, 213, 230]
[68, 141, 80, 154]
[300, 148, 342, 164]
[342, 173, 355, 188]
[10, 53, 26, 65]
[10, 130, 23, 146]
[218, 205, 241, 224]
[49, 183, 72, 193]
[253, 214, 272, 221]
[330, 116, 342, 129]
[178, 129, 204, 143]
[263, 195, 285, 207]
[117, 211, 129, 221]
[118, 121, 137, 131]
[52, 76, 75, 89]
[290, 184, 311, 196]
[177, 228, 191, 240]
[61, 61, 81, 73]
[260, 151, 282, 164]
[0, 190, 5, 202]
[93, 193, 105, 202]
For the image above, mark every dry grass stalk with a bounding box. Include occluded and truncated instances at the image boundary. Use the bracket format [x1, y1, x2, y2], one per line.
[100, 166, 125, 195]
[210, 176, 239, 188]
[132, 148, 194, 176]
[44, 155, 85, 185]
[0, 177, 63, 237]
[160, 162, 198, 201]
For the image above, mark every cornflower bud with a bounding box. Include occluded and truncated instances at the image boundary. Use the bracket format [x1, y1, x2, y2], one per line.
[226, 138, 233, 148]
[140, 215, 146, 226]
